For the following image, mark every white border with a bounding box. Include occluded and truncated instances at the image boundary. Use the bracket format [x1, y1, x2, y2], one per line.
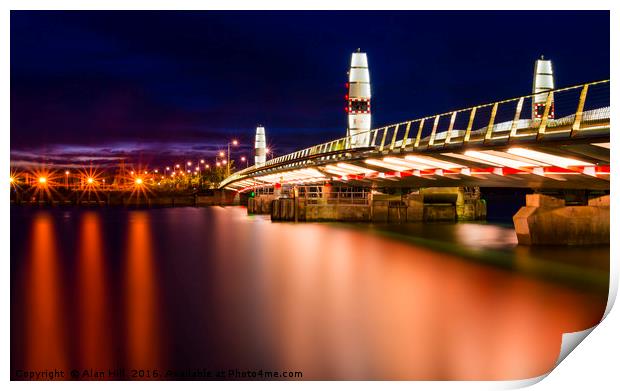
[3, 1, 617, 390]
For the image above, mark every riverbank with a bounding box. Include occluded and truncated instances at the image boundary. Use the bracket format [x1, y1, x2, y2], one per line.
[9, 188, 240, 207]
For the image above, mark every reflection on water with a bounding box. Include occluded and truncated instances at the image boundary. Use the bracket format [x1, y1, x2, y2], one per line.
[11, 206, 608, 380]
[23, 212, 68, 372]
[78, 212, 111, 368]
[125, 212, 161, 371]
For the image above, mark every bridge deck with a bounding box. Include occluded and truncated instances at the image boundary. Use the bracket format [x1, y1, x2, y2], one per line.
[221, 81, 610, 192]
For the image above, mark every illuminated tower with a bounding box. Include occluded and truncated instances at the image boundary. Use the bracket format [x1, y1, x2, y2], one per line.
[255, 125, 267, 166]
[532, 55, 555, 120]
[346, 49, 371, 148]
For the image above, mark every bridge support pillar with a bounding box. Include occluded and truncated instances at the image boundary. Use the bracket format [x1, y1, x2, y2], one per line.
[419, 187, 486, 221]
[513, 194, 609, 245]
[248, 195, 276, 214]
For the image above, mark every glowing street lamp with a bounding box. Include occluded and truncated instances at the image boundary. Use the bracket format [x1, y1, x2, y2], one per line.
[200, 159, 205, 164]
[87, 177, 94, 184]
[38, 177, 47, 184]
[225, 139, 239, 177]
[135, 178, 143, 185]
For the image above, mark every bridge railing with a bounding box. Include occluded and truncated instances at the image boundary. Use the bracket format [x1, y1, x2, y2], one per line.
[221, 80, 609, 189]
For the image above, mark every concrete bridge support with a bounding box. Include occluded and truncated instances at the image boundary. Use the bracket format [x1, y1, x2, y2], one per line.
[420, 187, 486, 221]
[370, 193, 423, 223]
[247, 195, 276, 214]
[513, 193, 609, 245]
[266, 185, 487, 223]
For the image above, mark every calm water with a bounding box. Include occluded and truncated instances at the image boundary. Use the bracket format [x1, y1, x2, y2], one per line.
[10, 206, 608, 380]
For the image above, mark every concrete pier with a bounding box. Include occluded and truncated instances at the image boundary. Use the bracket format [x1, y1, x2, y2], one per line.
[513, 193, 610, 245]
[247, 195, 276, 214]
[267, 186, 487, 223]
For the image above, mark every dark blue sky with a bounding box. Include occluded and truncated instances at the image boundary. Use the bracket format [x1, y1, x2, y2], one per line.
[10, 11, 609, 167]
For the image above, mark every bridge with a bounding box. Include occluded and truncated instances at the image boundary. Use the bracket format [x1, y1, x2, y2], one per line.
[217, 52, 609, 246]
[220, 80, 609, 192]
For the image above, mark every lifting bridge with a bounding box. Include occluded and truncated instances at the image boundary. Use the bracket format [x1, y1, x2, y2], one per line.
[219, 80, 610, 192]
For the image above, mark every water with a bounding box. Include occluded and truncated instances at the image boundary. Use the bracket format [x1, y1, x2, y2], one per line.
[10, 206, 608, 380]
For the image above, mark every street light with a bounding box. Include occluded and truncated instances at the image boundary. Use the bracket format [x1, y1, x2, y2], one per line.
[225, 139, 239, 177]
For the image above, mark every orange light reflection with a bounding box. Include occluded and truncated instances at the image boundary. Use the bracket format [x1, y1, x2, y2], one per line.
[77, 212, 112, 368]
[24, 212, 68, 373]
[125, 211, 161, 371]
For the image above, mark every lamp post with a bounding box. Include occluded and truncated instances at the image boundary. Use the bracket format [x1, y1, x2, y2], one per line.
[226, 139, 238, 177]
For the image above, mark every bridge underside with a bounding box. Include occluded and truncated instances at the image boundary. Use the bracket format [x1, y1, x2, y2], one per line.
[224, 136, 610, 192]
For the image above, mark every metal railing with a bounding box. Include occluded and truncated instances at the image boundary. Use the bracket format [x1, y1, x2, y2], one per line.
[298, 186, 370, 206]
[221, 80, 609, 189]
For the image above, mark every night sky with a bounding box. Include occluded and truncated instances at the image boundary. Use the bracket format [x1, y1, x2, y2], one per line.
[10, 11, 609, 168]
